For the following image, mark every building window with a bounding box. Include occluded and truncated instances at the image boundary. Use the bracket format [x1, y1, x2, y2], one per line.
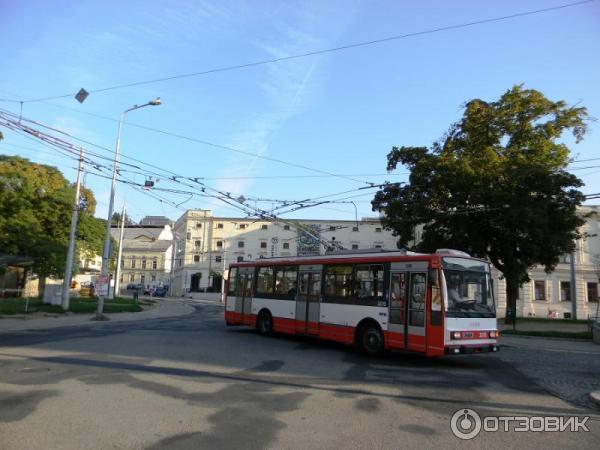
[261, 224, 268, 230]
[193, 255, 200, 263]
[215, 256, 222, 263]
[283, 242, 290, 249]
[352, 227, 359, 232]
[352, 244, 359, 250]
[560, 281, 571, 302]
[284, 225, 290, 230]
[142, 259, 147, 269]
[196, 222, 202, 228]
[375, 227, 382, 233]
[238, 241, 244, 248]
[129, 274, 135, 282]
[558, 254, 569, 263]
[237, 256, 244, 263]
[140, 275, 145, 285]
[534, 281, 546, 301]
[186, 231, 191, 241]
[194, 239, 201, 249]
[587, 282, 598, 303]
[151, 275, 156, 282]
[120, 259, 124, 269]
[260, 242, 267, 249]
[217, 223, 224, 229]
[152, 260, 157, 269]
[216, 240, 223, 248]
[131, 258, 136, 269]
[239, 224, 247, 229]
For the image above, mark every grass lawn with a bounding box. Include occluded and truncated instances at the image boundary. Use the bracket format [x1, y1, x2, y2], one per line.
[0, 297, 143, 315]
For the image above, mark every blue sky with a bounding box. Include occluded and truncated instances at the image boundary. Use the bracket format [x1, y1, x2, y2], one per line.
[1, 0, 599, 223]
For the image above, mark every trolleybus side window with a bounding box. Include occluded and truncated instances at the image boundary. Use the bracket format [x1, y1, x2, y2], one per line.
[274, 266, 298, 299]
[324, 265, 353, 301]
[228, 267, 238, 296]
[256, 266, 275, 296]
[354, 265, 384, 303]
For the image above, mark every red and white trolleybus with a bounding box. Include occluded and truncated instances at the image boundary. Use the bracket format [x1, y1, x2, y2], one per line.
[224, 249, 499, 357]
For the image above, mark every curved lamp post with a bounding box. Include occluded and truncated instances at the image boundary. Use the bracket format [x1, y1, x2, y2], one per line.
[96, 98, 161, 319]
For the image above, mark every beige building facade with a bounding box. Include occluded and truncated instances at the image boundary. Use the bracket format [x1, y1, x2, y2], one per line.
[171, 207, 600, 320]
[170, 210, 399, 296]
[110, 223, 173, 293]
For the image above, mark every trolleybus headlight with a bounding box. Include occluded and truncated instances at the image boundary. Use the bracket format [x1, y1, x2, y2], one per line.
[489, 331, 498, 339]
[451, 331, 462, 339]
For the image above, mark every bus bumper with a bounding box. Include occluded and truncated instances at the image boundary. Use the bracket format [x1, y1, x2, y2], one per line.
[445, 344, 500, 355]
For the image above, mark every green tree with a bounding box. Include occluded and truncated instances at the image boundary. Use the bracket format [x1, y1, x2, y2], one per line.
[0, 154, 106, 295]
[372, 86, 590, 323]
[111, 211, 135, 226]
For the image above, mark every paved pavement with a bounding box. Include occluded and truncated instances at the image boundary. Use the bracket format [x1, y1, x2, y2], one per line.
[0, 298, 196, 332]
[0, 303, 598, 449]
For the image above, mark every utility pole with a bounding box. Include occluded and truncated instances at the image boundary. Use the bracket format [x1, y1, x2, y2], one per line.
[61, 148, 85, 311]
[114, 203, 126, 298]
[569, 249, 578, 320]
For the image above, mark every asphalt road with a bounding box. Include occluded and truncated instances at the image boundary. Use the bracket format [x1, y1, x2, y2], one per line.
[0, 302, 598, 449]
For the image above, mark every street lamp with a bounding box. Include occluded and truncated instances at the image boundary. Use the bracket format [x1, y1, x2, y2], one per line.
[96, 98, 161, 319]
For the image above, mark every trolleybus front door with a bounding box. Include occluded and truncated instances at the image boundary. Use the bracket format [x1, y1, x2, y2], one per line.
[389, 269, 427, 352]
[295, 268, 321, 335]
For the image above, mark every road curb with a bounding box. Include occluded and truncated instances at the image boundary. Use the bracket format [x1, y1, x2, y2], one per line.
[590, 391, 600, 407]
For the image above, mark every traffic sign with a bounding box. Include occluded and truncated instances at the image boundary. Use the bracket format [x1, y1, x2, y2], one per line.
[96, 275, 109, 296]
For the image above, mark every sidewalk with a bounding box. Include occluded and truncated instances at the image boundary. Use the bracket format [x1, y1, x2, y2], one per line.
[0, 299, 196, 332]
[499, 320, 589, 333]
[500, 335, 600, 354]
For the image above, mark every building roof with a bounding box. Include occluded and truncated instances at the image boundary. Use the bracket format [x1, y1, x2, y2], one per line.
[110, 226, 165, 241]
[122, 240, 172, 252]
[139, 216, 173, 226]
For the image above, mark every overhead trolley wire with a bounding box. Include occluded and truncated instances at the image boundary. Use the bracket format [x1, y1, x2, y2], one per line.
[8, 0, 594, 104]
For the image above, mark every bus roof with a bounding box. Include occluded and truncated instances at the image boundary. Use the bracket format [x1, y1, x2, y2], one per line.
[230, 250, 438, 268]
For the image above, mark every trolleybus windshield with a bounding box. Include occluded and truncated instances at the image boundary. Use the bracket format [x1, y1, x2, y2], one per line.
[442, 257, 496, 318]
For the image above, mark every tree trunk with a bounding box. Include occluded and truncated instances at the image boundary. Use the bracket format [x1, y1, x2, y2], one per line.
[37, 275, 47, 299]
[504, 274, 519, 325]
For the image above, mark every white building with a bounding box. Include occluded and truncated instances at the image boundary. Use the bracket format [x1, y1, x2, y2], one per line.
[110, 223, 173, 292]
[170, 209, 399, 296]
[494, 205, 600, 320]
[169, 207, 600, 320]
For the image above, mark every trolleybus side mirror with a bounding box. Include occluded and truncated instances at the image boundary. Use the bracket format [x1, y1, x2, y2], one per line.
[428, 268, 439, 288]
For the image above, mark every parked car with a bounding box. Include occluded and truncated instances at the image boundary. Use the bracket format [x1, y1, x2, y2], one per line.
[126, 283, 143, 291]
[152, 287, 168, 297]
